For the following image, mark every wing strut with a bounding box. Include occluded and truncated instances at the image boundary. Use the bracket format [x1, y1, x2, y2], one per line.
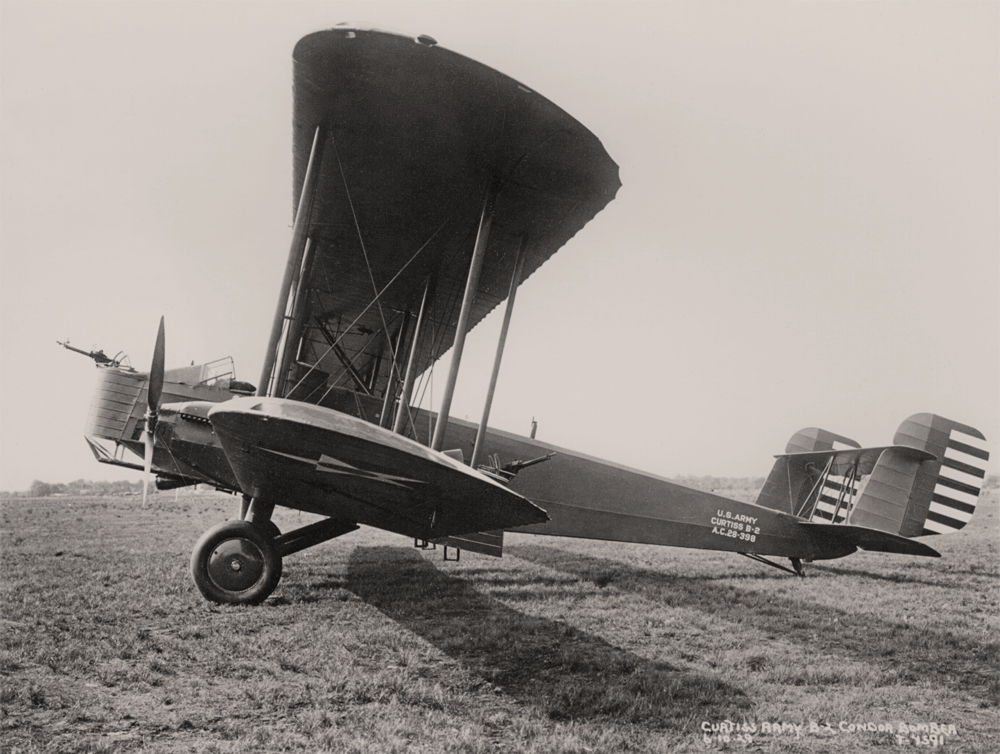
[431, 186, 494, 451]
[258, 125, 324, 397]
[393, 277, 434, 434]
[471, 237, 526, 468]
[274, 237, 316, 398]
[379, 312, 411, 427]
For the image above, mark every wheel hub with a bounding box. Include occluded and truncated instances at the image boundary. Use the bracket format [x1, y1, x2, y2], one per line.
[207, 538, 264, 592]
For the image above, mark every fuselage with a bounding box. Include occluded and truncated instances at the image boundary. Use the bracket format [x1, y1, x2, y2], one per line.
[89, 369, 857, 562]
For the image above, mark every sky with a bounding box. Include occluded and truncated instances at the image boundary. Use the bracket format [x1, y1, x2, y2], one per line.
[1, 1, 997, 492]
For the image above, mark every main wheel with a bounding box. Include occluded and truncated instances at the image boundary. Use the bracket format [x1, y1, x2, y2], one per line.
[251, 518, 281, 543]
[190, 520, 282, 605]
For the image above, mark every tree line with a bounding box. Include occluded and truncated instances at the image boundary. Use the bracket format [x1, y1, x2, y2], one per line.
[3, 479, 156, 498]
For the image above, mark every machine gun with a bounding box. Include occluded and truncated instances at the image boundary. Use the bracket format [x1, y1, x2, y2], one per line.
[57, 340, 127, 368]
[504, 453, 557, 474]
[477, 452, 557, 483]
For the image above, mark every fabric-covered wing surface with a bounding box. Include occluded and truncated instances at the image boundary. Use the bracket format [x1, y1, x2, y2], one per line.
[277, 27, 620, 409]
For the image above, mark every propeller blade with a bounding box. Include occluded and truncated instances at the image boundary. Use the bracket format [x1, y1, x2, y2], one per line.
[148, 316, 165, 413]
[142, 430, 154, 508]
[142, 316, 165, 509]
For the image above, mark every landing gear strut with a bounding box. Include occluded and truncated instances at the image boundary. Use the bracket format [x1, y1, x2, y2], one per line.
[252, 518, 282, 543]
[739, 552, 807, 577]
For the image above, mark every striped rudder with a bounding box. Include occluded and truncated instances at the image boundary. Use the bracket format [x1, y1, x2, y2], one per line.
[894, 414, 989, 536]
[850, 414, 989, 537]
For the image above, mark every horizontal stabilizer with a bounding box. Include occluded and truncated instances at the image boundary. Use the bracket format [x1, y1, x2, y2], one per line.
[776, 445, 934, 471]
[800, 522, 941, 558]
[433, 530, 504, 557]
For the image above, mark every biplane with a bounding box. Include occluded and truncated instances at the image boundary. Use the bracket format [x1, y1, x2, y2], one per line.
[66, 26, 990, 605]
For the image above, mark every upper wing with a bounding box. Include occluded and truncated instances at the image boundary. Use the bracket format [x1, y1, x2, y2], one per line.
[279, 27, 620, 406]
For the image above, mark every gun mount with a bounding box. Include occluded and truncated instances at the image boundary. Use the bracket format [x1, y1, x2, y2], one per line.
[57, 340, 128, 368]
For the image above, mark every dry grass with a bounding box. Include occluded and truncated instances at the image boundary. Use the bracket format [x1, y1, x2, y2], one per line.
[1, 488, 997, 752]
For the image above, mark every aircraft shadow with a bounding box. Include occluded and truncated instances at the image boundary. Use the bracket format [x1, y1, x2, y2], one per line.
[508, 544, 998, 702]
[345, 546, 749, 730]
[804, 563, 975, 587]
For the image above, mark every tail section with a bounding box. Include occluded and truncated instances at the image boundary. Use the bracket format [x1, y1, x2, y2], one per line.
[784, 428, 863, 456]
[799, 522, 940, 558]
[836, 445, 934, 535]
[755, 428, 861, 515]
[757, 415, 989, 540]
[849, 414, 988, 537]
[812, 463, 860, 524]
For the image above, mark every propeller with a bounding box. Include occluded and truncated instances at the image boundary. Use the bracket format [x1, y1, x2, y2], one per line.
[142, 317, 165, 507]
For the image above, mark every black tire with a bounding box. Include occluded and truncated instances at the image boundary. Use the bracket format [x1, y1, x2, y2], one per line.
[251, 518, 281, 543]
[190, 520, 282, 605]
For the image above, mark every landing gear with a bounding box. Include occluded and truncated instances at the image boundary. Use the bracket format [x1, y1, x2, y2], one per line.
[190, 511, 360, 605]
[190, 520, 283, 605]
[739, 552, 807, 577]
[251, 518, 281, 543]
[240, 496, 280, 542]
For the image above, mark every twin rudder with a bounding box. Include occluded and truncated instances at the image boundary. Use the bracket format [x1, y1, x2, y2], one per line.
[757, 413, 989, 537]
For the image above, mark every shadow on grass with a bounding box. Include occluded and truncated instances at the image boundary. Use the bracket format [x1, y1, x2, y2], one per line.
[509, 544, 999, 704]
[346, 546, 749, 730]
[808, 562, 995, 586]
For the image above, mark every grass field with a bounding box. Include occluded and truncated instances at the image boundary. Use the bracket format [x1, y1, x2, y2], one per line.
[1, 487, 997, 753]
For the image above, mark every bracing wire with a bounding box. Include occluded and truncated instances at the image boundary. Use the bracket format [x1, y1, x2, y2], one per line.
[330, 136, 397, 374]
[283, 218, 448, 399]
[326, 136, 423, 408]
